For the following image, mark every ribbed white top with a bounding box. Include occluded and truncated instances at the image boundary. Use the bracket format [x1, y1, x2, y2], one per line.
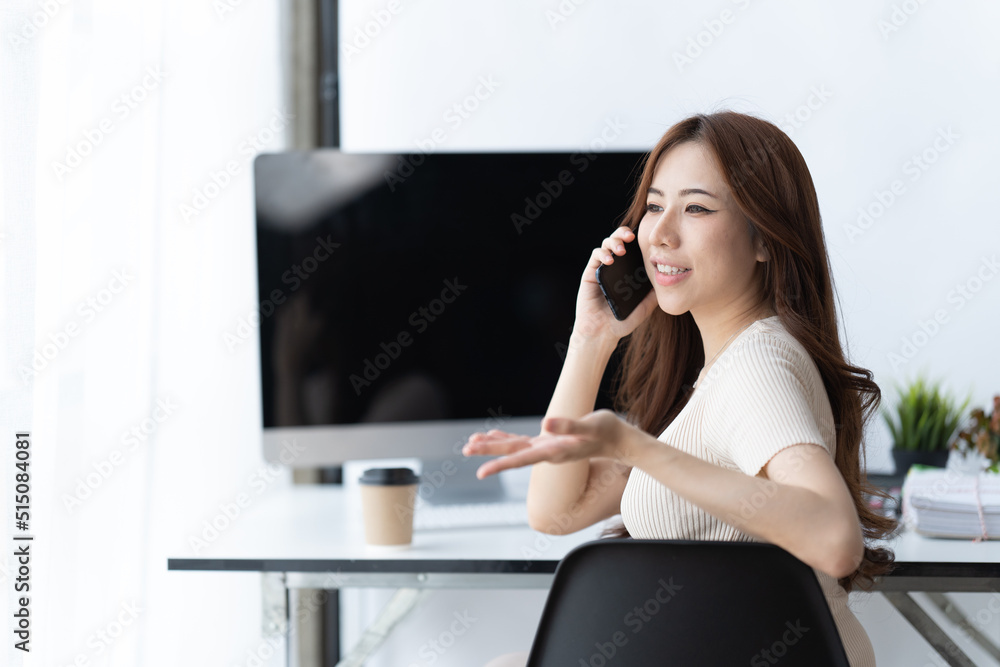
[620, 315, 876, 666]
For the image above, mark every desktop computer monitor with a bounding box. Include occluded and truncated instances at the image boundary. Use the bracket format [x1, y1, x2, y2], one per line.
[254, 149, 646, 471]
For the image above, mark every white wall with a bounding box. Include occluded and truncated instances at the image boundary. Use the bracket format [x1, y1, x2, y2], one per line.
[336, 2, 1000, 666]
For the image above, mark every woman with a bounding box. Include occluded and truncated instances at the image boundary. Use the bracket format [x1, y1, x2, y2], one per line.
[464, 111, 896, 667]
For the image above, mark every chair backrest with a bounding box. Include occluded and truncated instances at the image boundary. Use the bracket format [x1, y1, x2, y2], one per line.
[526, 539, 850, 667]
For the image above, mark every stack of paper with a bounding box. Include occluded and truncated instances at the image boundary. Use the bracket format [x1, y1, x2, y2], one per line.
[901, 465, 1000, 539]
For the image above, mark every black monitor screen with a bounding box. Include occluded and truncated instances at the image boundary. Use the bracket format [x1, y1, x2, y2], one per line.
[255, 151, 646, 429]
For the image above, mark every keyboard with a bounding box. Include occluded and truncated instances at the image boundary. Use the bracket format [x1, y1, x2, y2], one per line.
[413, 500, 530, 531]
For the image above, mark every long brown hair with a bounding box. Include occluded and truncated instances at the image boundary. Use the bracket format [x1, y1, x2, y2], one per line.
[604, 111, 897, 592]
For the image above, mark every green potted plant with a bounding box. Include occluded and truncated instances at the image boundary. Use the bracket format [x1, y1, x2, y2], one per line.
[949, 395, 1000, 473]
[882, 375, 970, 474]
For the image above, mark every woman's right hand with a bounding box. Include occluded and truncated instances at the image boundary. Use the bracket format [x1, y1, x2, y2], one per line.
[572, 225, 658, 346]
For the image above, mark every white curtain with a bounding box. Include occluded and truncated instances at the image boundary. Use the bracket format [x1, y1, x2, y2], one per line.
[2, 1, 293, 665]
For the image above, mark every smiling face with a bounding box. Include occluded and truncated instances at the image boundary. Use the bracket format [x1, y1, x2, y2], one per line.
[637, 141, 769, 322]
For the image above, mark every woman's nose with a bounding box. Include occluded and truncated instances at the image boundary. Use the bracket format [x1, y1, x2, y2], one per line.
[647, 208, 679, 248]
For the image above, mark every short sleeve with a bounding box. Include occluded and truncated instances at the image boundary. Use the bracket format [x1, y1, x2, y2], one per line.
[703, 336, 833, 477]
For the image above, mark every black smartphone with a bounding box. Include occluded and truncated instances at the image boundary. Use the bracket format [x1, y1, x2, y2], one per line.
[595, 237, 653, 321]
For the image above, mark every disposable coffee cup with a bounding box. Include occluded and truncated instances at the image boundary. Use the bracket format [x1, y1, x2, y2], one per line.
[358, 467, 420, 549]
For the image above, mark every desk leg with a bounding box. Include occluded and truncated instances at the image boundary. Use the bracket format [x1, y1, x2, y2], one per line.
[323, 588, 340, 665]
[882, 592, 978, 667]
[263, 573, 290, 667]
[925, 592, 1000, 661]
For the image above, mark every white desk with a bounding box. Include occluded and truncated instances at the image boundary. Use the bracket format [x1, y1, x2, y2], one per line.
[168, 485, 1000, 667]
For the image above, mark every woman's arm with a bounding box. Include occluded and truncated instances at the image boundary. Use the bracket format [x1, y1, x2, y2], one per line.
[468, 412, 864, 580]
[524, 332, 630, 534]
[501, 223, 655, 535]
[624, 432, 864, 580]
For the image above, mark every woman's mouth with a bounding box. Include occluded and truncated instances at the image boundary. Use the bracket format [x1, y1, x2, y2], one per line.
[653, 263, 691, 286]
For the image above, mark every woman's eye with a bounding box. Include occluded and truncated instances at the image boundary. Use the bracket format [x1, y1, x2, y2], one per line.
[644, 202, 662, 214]
[686, 204, 712, 214]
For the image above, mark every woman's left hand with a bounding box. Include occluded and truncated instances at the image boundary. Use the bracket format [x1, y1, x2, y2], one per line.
[461, 409, 642, 478]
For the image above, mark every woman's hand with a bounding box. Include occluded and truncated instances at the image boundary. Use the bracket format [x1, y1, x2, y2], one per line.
[462, 409, 644, 478]
[572, 226, 658, 346]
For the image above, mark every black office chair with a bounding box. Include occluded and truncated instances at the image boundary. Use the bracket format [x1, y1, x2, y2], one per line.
[526, 539, 850, 666]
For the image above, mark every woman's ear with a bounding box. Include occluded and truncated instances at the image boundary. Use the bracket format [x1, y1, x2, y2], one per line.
[756, 242, 769, 263]
[748, 220, 768, 262]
